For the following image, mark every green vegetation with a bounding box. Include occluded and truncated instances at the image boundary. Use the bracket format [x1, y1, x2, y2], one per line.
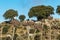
[1, 5, 60, 40]
[2, 25, 10, 34]
[2, 5, 60, 21]
[56, 6, 60, 15]
[43, 25, 48, 30]
[28, 5, 54, 20]
[19, 15, 26, 21]
[34, 35, 41, 40]
[36, 29, 40, 33]
[3, 9, 18, 20]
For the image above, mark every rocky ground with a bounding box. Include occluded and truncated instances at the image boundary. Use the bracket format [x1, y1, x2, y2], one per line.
[0, 18, 60, 40]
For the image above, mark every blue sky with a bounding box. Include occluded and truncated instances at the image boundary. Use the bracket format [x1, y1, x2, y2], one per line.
[0, 0, 60, 22]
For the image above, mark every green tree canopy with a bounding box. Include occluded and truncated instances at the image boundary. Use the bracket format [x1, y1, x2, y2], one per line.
[56, 6, 60, 15]
[28, 5, 54, 20]
[3, 9, 18, 20]
[19, 15, 26, 21]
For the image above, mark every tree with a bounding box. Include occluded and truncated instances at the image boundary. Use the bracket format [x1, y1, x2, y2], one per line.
[19, 15, 26, 21]
[28, 5, 54, 20]
[3, 9, 18, 20]
[3, 9, 18, 40]
[56, 6, 60, 15]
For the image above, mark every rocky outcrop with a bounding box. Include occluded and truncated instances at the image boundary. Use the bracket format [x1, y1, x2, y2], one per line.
[0, 18, 60, 40]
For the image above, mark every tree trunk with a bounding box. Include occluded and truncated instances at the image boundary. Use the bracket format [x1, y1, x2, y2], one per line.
[37, 16, 43, 21]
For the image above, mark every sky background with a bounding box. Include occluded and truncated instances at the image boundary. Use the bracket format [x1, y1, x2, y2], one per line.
[0, 0, 60, 22]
